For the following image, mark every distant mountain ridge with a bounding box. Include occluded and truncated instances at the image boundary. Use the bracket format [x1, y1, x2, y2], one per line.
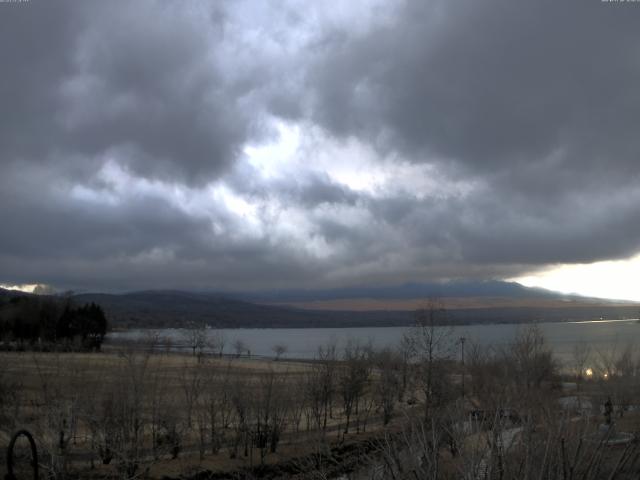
[2, 282, 638, 329]
[72, 290, 417, 328]
[236, 280, 609, 304]
[61, 288, 640, 328]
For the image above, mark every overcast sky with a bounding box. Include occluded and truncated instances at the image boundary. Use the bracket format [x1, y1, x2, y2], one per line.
[2, 0, 640, 297]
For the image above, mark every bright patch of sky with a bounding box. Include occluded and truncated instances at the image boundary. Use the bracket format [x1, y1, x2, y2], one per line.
[513, 254, 640, 302]
[0, 284, 40, 293]
[244, 120, 478, 198]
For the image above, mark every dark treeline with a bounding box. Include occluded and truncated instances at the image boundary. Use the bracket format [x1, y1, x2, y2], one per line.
[0, 294, 107, 350]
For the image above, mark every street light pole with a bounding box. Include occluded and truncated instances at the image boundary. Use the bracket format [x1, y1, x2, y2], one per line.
[460, 336, 466, 399]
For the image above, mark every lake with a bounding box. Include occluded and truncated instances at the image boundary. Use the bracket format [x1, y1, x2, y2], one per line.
[108, 318, 640, 365]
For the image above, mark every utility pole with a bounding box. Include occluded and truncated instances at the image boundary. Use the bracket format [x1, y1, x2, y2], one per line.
[460, 336, 466, 399]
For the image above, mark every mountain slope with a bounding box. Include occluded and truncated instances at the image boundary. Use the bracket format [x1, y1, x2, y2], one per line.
[73, 290, 407, 328]
[3, 284, 638, 329]
[239, 280, 593, 303]
[75, 283, 639, 329]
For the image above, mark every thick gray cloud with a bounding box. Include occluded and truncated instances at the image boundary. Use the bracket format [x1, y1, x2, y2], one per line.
[299, 0, 640, 264]
[1, 0, 640, 293]
[308, 1, 640, 174]
[0, 0, 267, 184]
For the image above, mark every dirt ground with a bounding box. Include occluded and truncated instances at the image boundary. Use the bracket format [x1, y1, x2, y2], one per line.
[0, 349, 412, 479]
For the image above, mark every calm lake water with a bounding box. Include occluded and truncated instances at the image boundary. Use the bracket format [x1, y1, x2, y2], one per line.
[108, 319, 640, 364]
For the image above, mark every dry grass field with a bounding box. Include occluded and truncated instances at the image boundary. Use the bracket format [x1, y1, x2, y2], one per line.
[3, 324, 640, 479]
[0, 346, 415, 479]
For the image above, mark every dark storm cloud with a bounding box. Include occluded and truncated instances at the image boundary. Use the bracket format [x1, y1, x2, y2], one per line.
[358, 186, 640, 270]
[0, 163, 212, 263]
[298, 0, 640, 268]
[0, 1, 77, 162]
[308, 0, 640, 175]
[0, 0, 265, 184]
[0, 162, 333, 291]
[2, 0, 640, 292]
[0, 0, 312, 290]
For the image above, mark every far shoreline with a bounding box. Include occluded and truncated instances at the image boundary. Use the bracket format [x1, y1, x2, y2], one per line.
[106, 315, 640, 331]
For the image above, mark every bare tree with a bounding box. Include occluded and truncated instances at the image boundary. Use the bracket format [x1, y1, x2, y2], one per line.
[507, 324, 557, 393]
[614, 343, 637, 378]
[182, 323, 207, 358]
[607, 343, 639, 418]
[595, 341, 620, 380]
[370, 398, 640, 480]
[31, 353, 84, 479]
[84, 380, 119, 468]
[142, 330, 161, 354]
[371, 416, 446, 479]
[0, 361, 23, 436]
[161, 335, 173, 355]
[305, 365, 328, 433]
[288, 373, 308, 436]
[466, 342, 509, 412]
[272, 343, 288, 361]
[338, 339, 371, 434]
[374, 348, 400, 425]
[406, 299, 455, 421]
[230, 376, 250, 459]
[208, 329, 226, 357]
[571, 341, 592, 387]
[251, 368, 291, 463]
[396, 334, 413, 402]
[202, 364, 234, 455]
[113, 350, 153, 479]
[179, 358, 205, 429]
[83, 349, 155, 480]
[147, 358, 172, 460]
[233, 338, 247, 358]
[315, 341, 338, 430]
